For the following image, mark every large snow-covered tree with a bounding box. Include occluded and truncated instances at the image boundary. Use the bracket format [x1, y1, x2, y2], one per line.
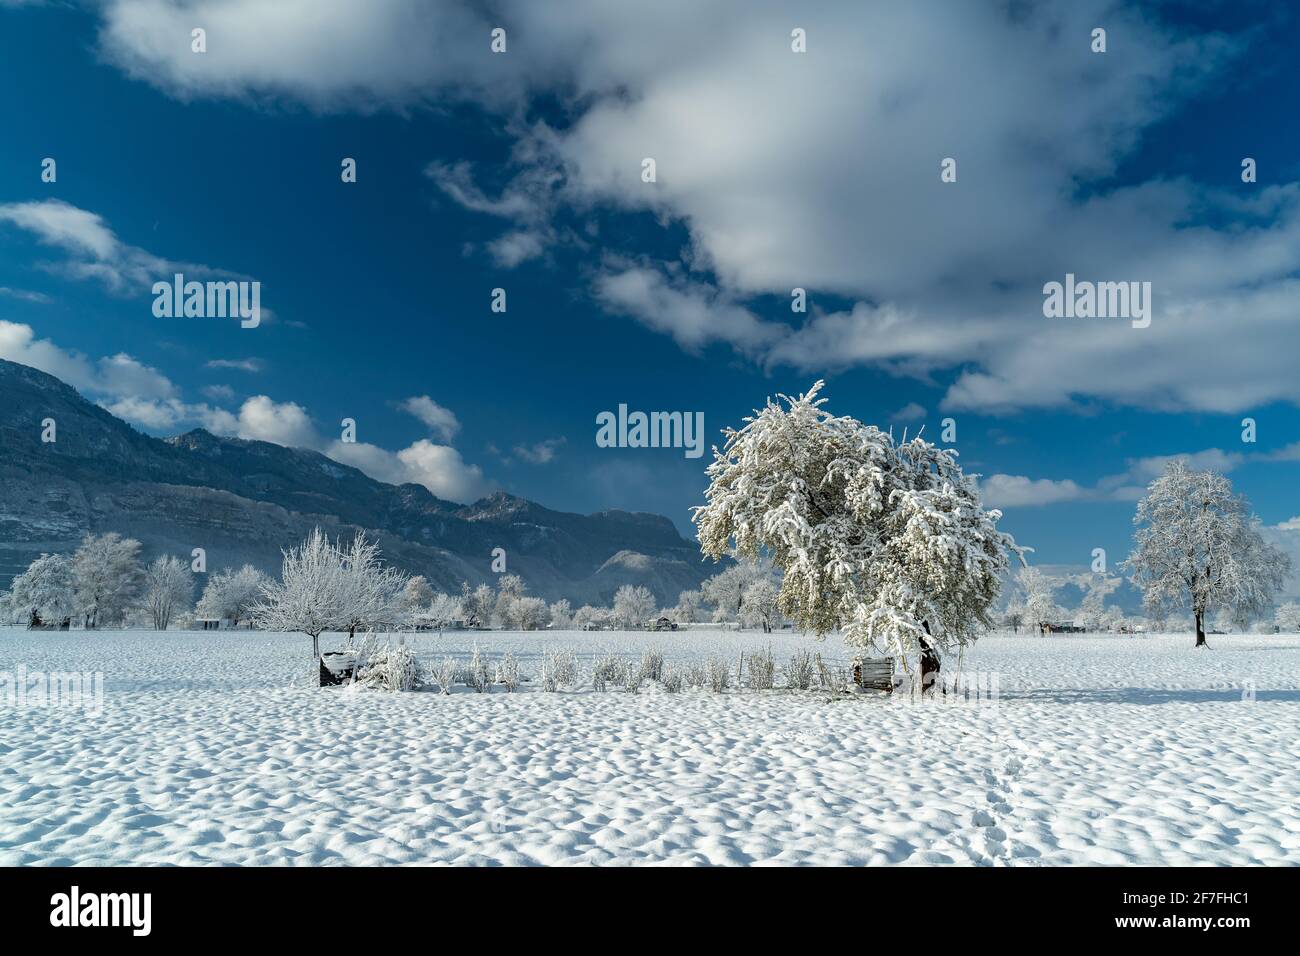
[337, 531, 408, 636]
[251, 527, 348, 676]
[612, 584, 656, 628]
[196, 564, 270, 624]
[71, 532, 144, 629]
[673, 588, 704, 623]
[143, 555, 193, 630]
[9, 552, 78, 626]
[694, 382, 1020, 685]
[1126, 461, 1291, 647]
[700, 561, 770, 622]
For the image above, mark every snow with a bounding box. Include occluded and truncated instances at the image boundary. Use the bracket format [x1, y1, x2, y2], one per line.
[2, 627, 1299, 866]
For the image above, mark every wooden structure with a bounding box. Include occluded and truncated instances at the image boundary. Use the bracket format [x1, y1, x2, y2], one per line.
[852, 656, 895, 692]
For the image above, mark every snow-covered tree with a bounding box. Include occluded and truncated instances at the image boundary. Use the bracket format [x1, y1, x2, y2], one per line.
[492, 573, 527, 627]
[612, 584, 656, 629]
[694, 382, 1020, 686]
[251, 527, 347, 679]
[400, 575, 434, 614]
[510, 596, 549, 630]
[1126, 461, 1291, 647]
[196, 564, 269, 624]
[337, 531, 409, 636]
[741, 577, 781, 632]
[71, 532, 144, 629]
[425, 592, 463, 628]
[548, 598, 572, 629]
[1016, 568, 1060, 633]
[9, 552, 77, 627]
[1001, 601, 1026, 634]
[700, 561, 769, 622]
[143, 555, 193, 630]
[673, 589, 704, 623]
[1274, 602, 1300, 633]
[465, 582, 495, 628]
[572, 604, 611, 630]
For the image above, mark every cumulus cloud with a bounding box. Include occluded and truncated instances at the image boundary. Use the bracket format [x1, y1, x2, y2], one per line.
[980, 475, 1089, 509]
[72, 1, 1300, 415]
[399, 395, 460, 442]
[1, 319, 493, 502]
[0, 199, 238, 295]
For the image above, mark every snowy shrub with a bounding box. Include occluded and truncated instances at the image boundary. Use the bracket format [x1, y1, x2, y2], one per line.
[660, 665, 683, 693]
[622, 660, 644, 694]
[469, 643, 491, 693]
[591, 652, 622, 693]
[746, 646, 775, 690]
[686, 662, 707, 690]
[640, 647, 664, 682]
[430, 656, 455, 695]
[706, 657, 730, 693]
[786, 650, 814, 690]
[354, 638, 421, 693]
[494, 651, 520, 692]
[541, 645, 577, 692]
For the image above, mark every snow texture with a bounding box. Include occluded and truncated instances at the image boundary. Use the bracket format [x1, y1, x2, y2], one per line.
[2, 628, 1298, 865]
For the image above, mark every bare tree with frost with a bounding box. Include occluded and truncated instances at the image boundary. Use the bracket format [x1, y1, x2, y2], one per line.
[1126, 461, 1290, 648]
[143, 555, 193, 630]
[694, 382, 1021, 688]
[251, 527, 347, 679]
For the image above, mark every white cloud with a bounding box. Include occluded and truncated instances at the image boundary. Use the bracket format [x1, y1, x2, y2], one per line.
[513, 437, 565, 465]
[0, 286, 51, 304]
[205, 358, 263, 372]
[593, 266, 785, 355]
[228, 395, 318, 448]
[890, 402, 926, 424]
[0, 198, 242, 295]
[980, 475, 1089, 509]
[399, 395, 460, 442]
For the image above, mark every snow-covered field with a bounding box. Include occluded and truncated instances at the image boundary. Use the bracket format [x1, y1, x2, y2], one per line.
[2, 627, 1299, 866]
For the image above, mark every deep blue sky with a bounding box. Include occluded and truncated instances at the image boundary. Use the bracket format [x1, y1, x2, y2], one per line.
[2, 0, 1299, 593]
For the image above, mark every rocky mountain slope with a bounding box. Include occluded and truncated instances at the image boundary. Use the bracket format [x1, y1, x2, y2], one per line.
[0, 358, 713, 605]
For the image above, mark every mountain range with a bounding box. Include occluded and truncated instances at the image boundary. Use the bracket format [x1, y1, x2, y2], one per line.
[0, 358, 715, 606]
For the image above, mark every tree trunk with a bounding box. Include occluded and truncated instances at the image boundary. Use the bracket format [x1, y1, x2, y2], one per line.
[919, 621, 941, 696]
[311, 634, 321, 686]
[1195, 610, 1208, 648]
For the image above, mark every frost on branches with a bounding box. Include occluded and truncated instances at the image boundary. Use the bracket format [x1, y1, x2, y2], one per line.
[693, 382, 1021, 680]
[1126, 461, 1290, 647]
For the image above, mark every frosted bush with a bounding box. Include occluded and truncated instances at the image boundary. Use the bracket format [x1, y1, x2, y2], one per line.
[707, 657, 730, 693]
[354, 637, 421, 693]
[623, 660, 644, 694]
[747, 646, 775, 690]
[786, 649, 814, 690]
[591, 652, 622, 693]
[640, 647, 664, 682]
[660, 665, 683, 693]
[541, 645, 577, 692]
[430, 656, 455, 695]
[686, 662, 707, 690]
[469, 643, 491, 693]
[495, 651, 520, 692]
